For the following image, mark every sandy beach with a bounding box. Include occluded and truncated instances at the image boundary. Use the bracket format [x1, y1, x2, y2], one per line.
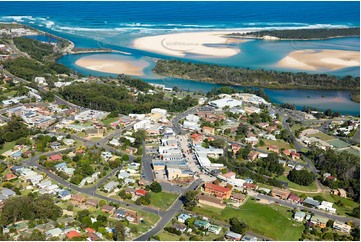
[133, 31, 248, 58]
[75, 56, 150, 76]
[277, 49, 360, 71]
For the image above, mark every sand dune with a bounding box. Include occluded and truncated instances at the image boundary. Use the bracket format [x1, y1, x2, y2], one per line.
[75, 57, 149, 76]
[133, 31, 248, 58]
[277, 49, 360, 71]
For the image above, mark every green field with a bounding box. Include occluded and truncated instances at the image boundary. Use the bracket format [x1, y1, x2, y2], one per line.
[278, 175, 318, 192]
[0, 141, 16, 154]
[102, 117, 119, 126]
[193, 199, 304, 241]
[260, 139, 293, 150]
[327, 139, 350, 149]
[150, 191, 179, 210]
[343, 148, 360, 156]
[308, 132, 334, 141]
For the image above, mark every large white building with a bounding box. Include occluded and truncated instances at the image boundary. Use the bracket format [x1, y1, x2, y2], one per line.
[151, 108, 167, 116]
[209, 98, 243, 109]
[133, 119, 151, 131]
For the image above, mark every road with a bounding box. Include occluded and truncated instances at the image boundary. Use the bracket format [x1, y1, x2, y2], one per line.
[257, 194, 359, 224]
[134, 179, 203, 241]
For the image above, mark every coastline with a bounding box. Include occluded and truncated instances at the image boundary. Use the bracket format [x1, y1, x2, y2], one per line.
[75, 56, 150, 76]
[132, 31, 249, 58]
[277, 49, 360, 71]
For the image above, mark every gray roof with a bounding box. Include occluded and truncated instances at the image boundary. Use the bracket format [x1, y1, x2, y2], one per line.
[2, 188, 16, 197]
[303, 197, 321, 207]
[0, 194, 8, 200]
[226, 231, 242, 239]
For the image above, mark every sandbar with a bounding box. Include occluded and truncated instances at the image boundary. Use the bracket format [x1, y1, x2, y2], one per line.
[132, 31, 248, 58]
[277, 49, 360, 71]
[75, 56, 149, 76]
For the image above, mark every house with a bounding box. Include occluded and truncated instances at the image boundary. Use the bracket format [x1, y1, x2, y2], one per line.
[247, 151, 259, 161]
[125, 146, 138, 155]
[309, 215, 328, 228]
[245, 137, 258, 146]
[231, 192, 245, 203]
[49, 154, 62, 162]
[231, 143, 241, 154]
[104, 181, 119, 193]
[271, 187, 290, 200]
[45, 228, 63, 238]
[303, 197, 321, 208]
[66, 230, 82, 239]
[63, 139, 75, 146]
[85, 128, 105, 138]
[198, 194, 226, 209]
[241, 235, 258, 241]
[85, 227, 95, 234]
[222, 171, 236, 180]
[278, 160, 286, 167]
[290, 152, 301, 160]
[331, 188, 347, 198]
[4, 173, 17, 181]
[58, 190, 71, 200]
[243, 183, 258, 190]
[85, 199, 99, 208]
[318, 201, 336, 213]
[203, 126, 215, 136]
[208, 224, 222, 234]
[204, 182, 232, 199]
[101, 204, 116, 214]
[87, 232, 100, 241]
[178, 213, 192, 223]
[114, 209, 127, 219]
[173, 223, 187, 233]
[283, 149, 291, 156]
[190, 132, 204, 144]
[71, 194, 86, 204]
[225, 231, 242, 241]
[135, 189, 148, 196]
[50, 141, 61, 150]
[293, 211, 306, 222]
[267, 145, 279, 153]
[333, 221, 351, 234]
[194, 220, 211, 229]
[109, 138, 121, 147]
[55, 162, 67, 171]
[2, 188, 16, 197]
[287, 193, 301, 203]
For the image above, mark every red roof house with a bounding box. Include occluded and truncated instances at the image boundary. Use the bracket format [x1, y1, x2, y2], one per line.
[204, 182, 232, 199]
[49, 154, 62, 162]
[66, 231, 81, 239]
[135, 189, 148, 196]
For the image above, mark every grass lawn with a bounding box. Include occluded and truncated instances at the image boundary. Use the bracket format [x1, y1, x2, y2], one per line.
[327, 139, 350, 149]
[157, 231, 189, 241]
[278, 175, 318, 192]
[193, 199, 304, 241]
[150, 191, 179, 210]
[343, 148, 360, 156]
[260, 139, 293, 150]
[0, 141, 16, 154]
[308, 132, 334, 141]
[102, 117, 119, 126]
[291, 124, 303, 132]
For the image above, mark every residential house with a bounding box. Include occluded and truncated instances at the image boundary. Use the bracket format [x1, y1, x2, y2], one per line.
[45, 228, 63, 238]
[309, 215, 328, 228]
[71, 194, 86, 204]
[101, 205, 115, 214]
[222, 171, 236, 180]
[58, 190, 71, 200]
[49, 154, 62, 162]
[173, 223, 187, 233]
[4, 173, 17, 181]
[243, 183, 258, 190]
[331, 188, 347, 198]
[287, 193, 301, 204]
[125, 146, 138, 155]
[247, 151, 259, 161]
[230, 192, 245, 203]
[198, 194, 226, 209]
[225, 231, 242, 241]
[318, 201, 336, 213]
[204, 182, 232, 199]
[114, 209, 127, 219]
[333, 221, 351, 234]
[194, 220, 211, 229]
[203, 126, 215, 136]
[50, 142, 61, 150]
[271, 188, 290, 200]
[135, 189, 148, 197]
[231, 143, 241, 154]
[104, 181, 119, 193]
[291, 152, 301, 160]
[303, 197, 321, 208]
[65, 230, 82, 239]
[2, 188, 16, 197]
[293, 211, 306, 222]
[208, 224, 222, 234]
[85, 199, 99, 208]
[267, 145, 279, 153]
[178, 213, 191, 223]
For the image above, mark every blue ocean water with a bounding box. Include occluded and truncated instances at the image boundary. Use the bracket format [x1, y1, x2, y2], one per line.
[0, 1, 360, 114]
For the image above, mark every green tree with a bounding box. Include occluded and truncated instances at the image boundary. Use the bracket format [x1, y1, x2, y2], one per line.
[149, 181, 162, 193]
[113, 222, 125, 241]
[183, 191, 199, 210]
[229, 217, 247, 234]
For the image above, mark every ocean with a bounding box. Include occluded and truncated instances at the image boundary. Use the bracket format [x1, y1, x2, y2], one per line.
[0, 1, 360, 114]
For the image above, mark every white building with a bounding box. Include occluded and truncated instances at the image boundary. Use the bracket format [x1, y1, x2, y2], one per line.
[186, 114, 200, 123]
[209, 98, 243, 109]
[318, 201, 336, 213]
[133, 119, 151, 131]
[151, 108, 167, 116]
[35, 77, 48, 86]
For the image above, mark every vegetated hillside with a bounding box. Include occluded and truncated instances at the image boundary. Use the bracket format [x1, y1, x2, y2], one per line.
[153, 59, 360, 90]
[60, 82, 198, 114]
[13, 37, 54, 61]
[229, 28, 360, 39]
[2, 57, 70, 81]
